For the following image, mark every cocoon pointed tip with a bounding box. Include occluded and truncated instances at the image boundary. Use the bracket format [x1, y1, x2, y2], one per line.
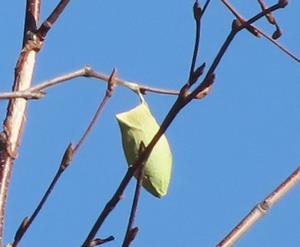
[116, 102, 173, 198]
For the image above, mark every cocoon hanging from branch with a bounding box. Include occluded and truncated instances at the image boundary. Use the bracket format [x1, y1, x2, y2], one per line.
[116, 100, 173, 198]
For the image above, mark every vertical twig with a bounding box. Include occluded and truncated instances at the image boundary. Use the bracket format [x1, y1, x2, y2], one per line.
[0, 0, 41, 243]
[122, 143, 146, 247]
[188, 1, 202, 84]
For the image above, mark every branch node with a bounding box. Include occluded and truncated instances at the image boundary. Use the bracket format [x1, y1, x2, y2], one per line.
[258, 199, 271, 212]
[194, 73, 214, 99]
[31, 90, 46, 99]
[232, 19, 242, 31]
[24, 32, 43, 52]
[107, 68, 117, 96]
[193, 1, 202, 21]
[84, 65, 93, 77]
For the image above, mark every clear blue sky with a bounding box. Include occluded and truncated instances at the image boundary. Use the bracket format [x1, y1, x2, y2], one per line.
[1, 1, 300, 246]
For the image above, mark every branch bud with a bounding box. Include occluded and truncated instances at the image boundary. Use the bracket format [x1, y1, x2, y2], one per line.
[193, 1, 202, 21]
[278, 0, 288, 8]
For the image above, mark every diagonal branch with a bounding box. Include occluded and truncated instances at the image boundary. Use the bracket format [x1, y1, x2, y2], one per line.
[11, 144, 74, 247]
[217, 166, 300, 247]
[222, 0, 300, 63]
[73, 69, 117, 154]
[250, 24, 300, 63]
[37, 0, 70, 41]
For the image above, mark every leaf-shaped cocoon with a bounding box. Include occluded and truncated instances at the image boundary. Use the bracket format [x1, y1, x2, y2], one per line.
[116, 101, 172, 198]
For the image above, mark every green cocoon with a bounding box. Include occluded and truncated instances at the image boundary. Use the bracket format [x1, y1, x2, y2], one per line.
[116, 101, 172, 198]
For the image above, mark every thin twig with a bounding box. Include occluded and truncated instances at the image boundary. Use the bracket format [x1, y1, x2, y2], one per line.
[37, 0, 70, 41]
[257, 0, 282, 39]
[202, 0, 212, 16]
[0, 66, 184, 100]
[257, 0, 276, 25]
[84, 68, 182, 97]
[250, 24, 300, 63]
[182, 0, 207, 98]
[188, 1, 202, 84]
[222, 0, 299, 63]
[188, 1, 293, 102]
[122, 144, 146, 247]
[11, 144, 74, 247]
[81, 167, 136, 247]
[73, 69, 117, 154]
[217, 166, 300, 247]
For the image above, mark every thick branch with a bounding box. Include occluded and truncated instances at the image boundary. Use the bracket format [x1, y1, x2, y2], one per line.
[0, 0, 41, 243]
[0, 0, 70, 244]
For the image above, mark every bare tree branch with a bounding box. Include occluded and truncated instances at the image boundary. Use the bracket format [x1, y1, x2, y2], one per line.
[73, 69, 117, 154]
[0, 0, 70, 244]
[188, 1, 293, 102]
[2, 1, 298, 246]
[37, 0, 70, 41]
[217, 166, 300, 247]
[257, 0, 282, 39]
[0, 0, 41, 243]
[122, 143, 146, 247]
[11, 144, 74, 247]
[222, 0, 300, 63]
[0, 66, 186, 100]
